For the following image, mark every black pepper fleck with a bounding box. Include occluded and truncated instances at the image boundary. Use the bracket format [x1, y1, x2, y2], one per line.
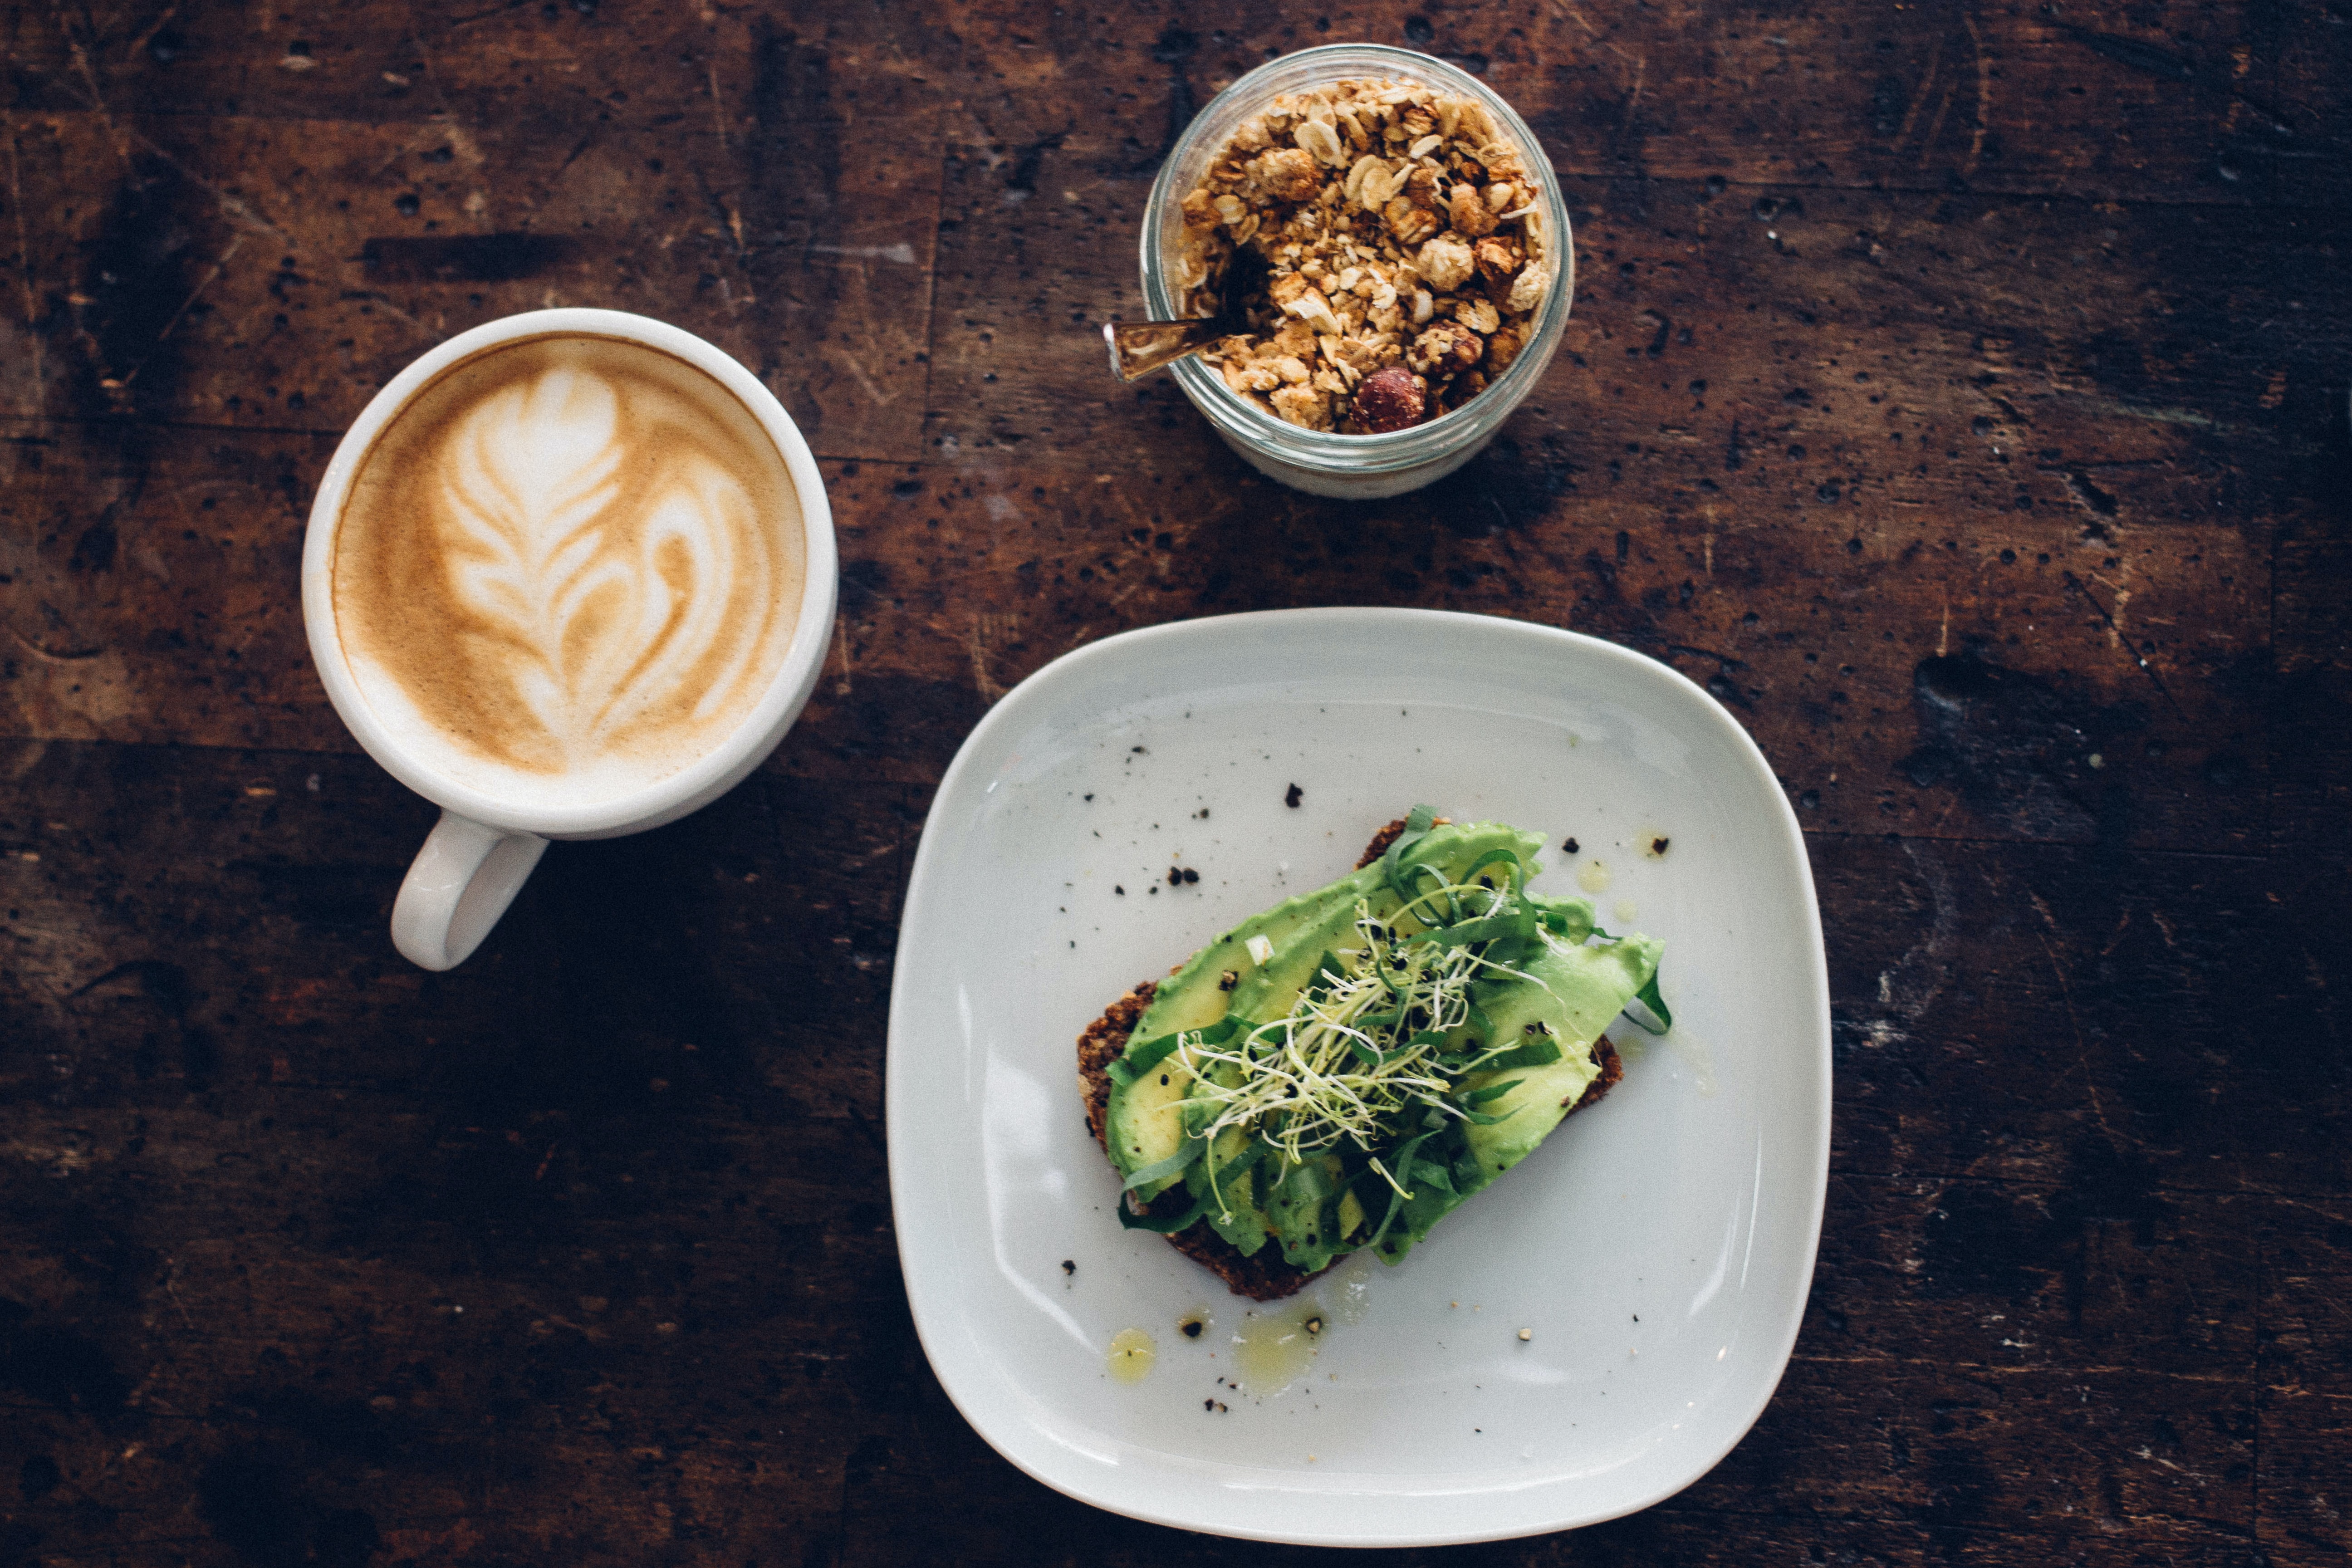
[1563, 837, 1580, 854]
[1285, 784, 1303, 808]
[1061, 1260, 1075, 1275]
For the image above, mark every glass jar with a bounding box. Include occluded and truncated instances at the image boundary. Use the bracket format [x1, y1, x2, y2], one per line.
[1138, 44, 1575, 500]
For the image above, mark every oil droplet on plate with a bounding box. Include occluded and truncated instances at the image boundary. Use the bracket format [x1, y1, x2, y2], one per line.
[1107, 1327, 1156, 1382]
[1613, 899, 1639, 926]
[1231, 1301, 1324, 1397]
[1578, 858, 1612, 895]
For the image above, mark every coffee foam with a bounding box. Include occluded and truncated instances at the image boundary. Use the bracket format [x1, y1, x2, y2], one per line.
[331, 335, 804, 813]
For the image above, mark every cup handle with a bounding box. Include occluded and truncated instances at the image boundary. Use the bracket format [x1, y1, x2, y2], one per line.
[391, 810, 550, 972]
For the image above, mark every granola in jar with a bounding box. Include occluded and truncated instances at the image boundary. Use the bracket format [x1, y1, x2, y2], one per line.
[1172, 77, 1554, 434]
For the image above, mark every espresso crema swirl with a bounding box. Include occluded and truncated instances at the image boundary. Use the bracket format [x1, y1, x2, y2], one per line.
[332, 336, 804, 810]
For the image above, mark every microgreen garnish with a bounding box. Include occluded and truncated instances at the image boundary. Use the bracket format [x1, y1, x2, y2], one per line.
[1179, 872, 1560, 1169]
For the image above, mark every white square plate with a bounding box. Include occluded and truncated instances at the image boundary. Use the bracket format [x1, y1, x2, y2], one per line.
[886, 608, 1830, 1546]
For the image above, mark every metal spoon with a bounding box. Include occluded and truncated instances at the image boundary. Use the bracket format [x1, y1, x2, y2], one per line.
[1101, 247, 1269, 382]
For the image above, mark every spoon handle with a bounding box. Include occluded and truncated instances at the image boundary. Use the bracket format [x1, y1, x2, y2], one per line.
[1102, 318, 1227, 382]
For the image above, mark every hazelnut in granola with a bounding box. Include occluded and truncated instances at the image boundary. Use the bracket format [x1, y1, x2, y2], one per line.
[1174, 77, 1553, 434]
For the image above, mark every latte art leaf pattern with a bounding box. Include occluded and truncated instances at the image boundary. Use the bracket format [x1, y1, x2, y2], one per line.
[437, 368, 779, 768]
[334, 334, 803, 808]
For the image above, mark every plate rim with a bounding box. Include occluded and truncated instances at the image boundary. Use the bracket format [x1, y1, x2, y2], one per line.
[885, 606, 1832, 1546]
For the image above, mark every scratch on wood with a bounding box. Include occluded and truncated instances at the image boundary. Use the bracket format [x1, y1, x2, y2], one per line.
[709, 62, 730, 151]
[1917, 78, 1960, 169]
[124, 3, 181, 64]
[1936, 597, 1949, 657]
[448, 1, 534, 29]
[968, 615, 1006, 704]
[2027, 888, 2119, 1145]
[1896, 38, 1944, 146]
[2051, 392, 2222, 431]
[2064, 571, 2185, 719]
[832, 616, 853, 697]
[131, 134, 292, 242]
[1863, 839, 1956, 1046]
[49, 6, 126, 162]
[827, 341, 896, 407]
[161, 1259, 196, 1333]
[808, 242, 919, 266]
[120, 234, 242, 388]
[692, 170, 748, 259]
[838, 839, 899, 872]
[375, 126, 452, 178]
[9, 627, 105, 662]
[2097, 910, 2132, 957]
[2087, 570, 2132, 637]
[448, 124, 495, 171]
[1549, 1, 1605, 41]
[2269, 1195, 2352, 1227]
[343, 289, 434, 341]
[1, 741, 47, 782]
[6, 118, 39, 413]
[1546, 1, 1644, 78]
[1964, 11, 1990, 173]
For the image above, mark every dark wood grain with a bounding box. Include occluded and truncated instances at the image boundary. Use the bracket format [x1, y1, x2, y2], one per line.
[3, 0, 2347, 1562]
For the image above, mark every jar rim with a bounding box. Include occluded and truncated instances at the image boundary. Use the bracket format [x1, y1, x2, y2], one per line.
[1138, 44, 1575, 473]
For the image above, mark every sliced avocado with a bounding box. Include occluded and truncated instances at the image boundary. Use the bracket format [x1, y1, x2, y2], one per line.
[1184, 1091, 1272, 1255]
[1368, 931, 1663, 1264]
[1106, 867, 1381, 1199]
[1261, 1152, 1346, 1267]
[1461, 935, 1662, 1172]
[1104, 821, 1543, 1202]
[1336, 1186, 1367, 1239]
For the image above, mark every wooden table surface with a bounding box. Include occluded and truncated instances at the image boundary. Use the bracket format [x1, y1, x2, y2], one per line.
[3, 2, 2347, 1563]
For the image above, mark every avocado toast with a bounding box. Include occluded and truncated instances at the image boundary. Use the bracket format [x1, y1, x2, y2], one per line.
[1078, 810, 1665, 1301]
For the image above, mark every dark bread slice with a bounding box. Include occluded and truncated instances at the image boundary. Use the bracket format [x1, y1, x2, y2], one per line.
[1077, 818, 1625, 1301]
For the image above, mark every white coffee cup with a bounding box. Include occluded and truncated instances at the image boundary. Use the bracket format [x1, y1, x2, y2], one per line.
[301, 308, 838, 971]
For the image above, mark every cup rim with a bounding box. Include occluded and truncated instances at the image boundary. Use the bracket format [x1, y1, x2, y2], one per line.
[1138, 43, 1576, 471]
[301, 307, 840, 839]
